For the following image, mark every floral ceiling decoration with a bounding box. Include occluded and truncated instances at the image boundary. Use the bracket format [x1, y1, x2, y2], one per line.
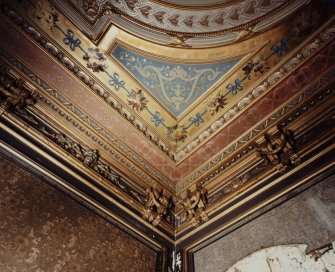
[0, 0, 334, 270]
[13, 0, 324, 154]
[111, 46, 241, 117]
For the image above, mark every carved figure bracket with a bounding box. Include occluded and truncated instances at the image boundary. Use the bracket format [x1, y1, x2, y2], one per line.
[0, 69, 36, 113]
[143, 187, 171, 226]
[255, 126, 300, 172]
[180, 185, 208, 226]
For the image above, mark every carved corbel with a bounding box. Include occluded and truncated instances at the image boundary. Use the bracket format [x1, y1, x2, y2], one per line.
[0, 69, 36, 113]
[181, 185, 208, 226]
[255, 126, 300, 172]
[143, 187, 171, 226]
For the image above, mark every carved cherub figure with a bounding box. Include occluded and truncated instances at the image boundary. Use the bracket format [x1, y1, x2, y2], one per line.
[83, 149, 99, 167]
[0, 77, 35, 111]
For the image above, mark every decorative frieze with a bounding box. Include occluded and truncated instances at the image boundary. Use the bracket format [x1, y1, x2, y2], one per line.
[8, 104, 147, 205]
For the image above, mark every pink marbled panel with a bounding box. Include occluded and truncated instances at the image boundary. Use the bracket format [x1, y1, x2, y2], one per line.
[175, 40, 335, 180]
[0, 18, 176, 180]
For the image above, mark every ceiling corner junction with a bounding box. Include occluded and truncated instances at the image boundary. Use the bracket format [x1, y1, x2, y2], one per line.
[0, 0, 335, 271]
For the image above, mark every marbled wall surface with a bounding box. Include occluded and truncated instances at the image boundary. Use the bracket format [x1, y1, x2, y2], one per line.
[0, 156, 157, 272]
[194, 175, 335, 272]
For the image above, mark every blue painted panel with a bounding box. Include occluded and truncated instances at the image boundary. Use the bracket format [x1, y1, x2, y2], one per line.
[112, 46, 240, 116]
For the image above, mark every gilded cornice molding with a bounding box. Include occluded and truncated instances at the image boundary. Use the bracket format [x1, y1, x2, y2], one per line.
[0, 4, 178, 161]
[1, 1, 335, 270]
[1, 3, 334, 200]
[178, 66, 335, 192]
[175, 76, 335, 230]
[174, 19, 335, 162]
[175, 24, 335, 191]
[53, 0, 308, 47]
[1, 3, 335, 194]
[0, 49, 176, 192]
[0, 66, 149, 206]
[2, 3, 334, 168]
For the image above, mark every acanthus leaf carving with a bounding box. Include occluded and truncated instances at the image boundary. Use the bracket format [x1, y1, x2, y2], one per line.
[52, 132, 99, 167]
[143, 187, 171, 226]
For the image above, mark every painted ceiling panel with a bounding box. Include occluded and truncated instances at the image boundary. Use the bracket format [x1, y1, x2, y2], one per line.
[112, 46, 241, 117]
[1, 1, 335, 267]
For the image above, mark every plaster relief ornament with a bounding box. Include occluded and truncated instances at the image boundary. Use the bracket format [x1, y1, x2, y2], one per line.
[168, 124, 187, 143]
[167, 35, 192, 48]
[0, 71, 36, 112]
[52, 132, 99, 168]
[143, 187, 171, 226]
[82, 0, 100, 17]
[181, 185, 208, 226]
[255, 127, 300, 172]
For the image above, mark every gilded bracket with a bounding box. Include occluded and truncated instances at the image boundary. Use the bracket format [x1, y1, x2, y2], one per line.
[180, 185, 208, 227]
[255, 126, 300, 172]
[0, 68, 36, 114]
[143, 187, 171, 226]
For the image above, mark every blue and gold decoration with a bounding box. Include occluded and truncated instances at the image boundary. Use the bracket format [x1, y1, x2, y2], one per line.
[112, 46, 241, 117]
[28, 0, 324, 145]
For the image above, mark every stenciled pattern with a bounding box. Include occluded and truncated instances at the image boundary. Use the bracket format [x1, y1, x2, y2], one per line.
[60, 26, 290, 144]
[0, 157, 157, 272]
[112, 46, 240, 116]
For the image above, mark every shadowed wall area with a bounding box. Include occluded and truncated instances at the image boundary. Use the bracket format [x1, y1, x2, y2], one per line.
[194, 175, 335, 272]
[0, 156, 157, 272]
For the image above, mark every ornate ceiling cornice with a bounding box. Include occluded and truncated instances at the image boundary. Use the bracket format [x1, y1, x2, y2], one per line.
[53, 0, 310, 47]
[1, 1, 334, 189]
[2, 2, 334, 169]
[1, 1, 335, 271]
[1, 54, 334, 271]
